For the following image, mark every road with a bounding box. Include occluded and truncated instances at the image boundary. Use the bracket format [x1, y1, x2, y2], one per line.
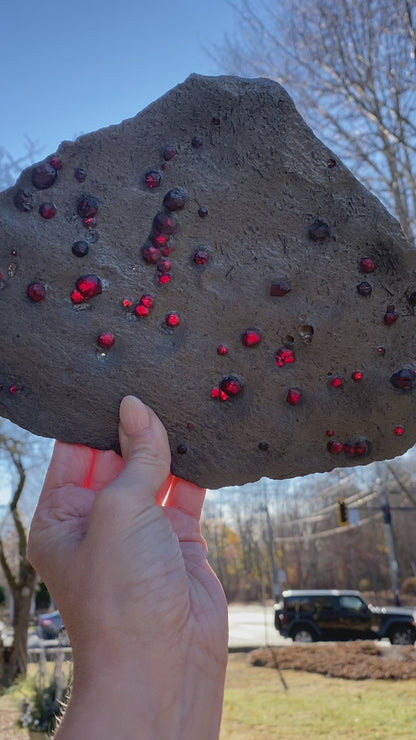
[228, 603, 286, 649]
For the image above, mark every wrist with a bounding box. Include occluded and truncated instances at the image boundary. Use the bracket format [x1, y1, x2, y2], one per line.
[57, 640, 227, 740]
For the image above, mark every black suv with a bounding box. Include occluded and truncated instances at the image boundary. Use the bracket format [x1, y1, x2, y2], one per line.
[274, 589, 416, 645]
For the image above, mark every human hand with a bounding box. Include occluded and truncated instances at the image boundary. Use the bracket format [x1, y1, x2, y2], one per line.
[28, 396, 228, 740]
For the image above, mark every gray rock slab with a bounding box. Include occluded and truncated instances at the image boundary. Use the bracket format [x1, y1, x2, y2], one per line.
[0, 74, 415, 489]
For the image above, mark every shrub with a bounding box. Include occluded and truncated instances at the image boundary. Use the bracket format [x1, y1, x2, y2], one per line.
[401, 576, 416, 595]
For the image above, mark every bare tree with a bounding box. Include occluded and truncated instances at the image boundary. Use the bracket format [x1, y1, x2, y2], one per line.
[214, 0, 416, 242]
[0, 138, 42, 192]
[0, 432, 37, 685]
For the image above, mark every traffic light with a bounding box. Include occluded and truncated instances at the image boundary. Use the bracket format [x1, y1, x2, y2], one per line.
[382, 504, 392, 524]
[337, 498, 349, 526]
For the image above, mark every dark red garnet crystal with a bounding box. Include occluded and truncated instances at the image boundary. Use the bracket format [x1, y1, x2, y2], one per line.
[163, 144, 177, 161]
[242, 329, 261, 347]
[330, 376, 343, 388]
[74, 167, 87, 183]
[220, 375, 243, 397]
[14, 189, 34, 211]
[357, 281, 372, 297]
[308, 219, 330, 242]
[77, 195, 98, 220]
[142, 244, 160, 264]
[145, 170, 161, 189]
[76, 274, 102, 299]
[72, 240, 89, 257]
[32, 163, 57, 189]
[163, 187, 187, 211]
[390, 368, 415, 390]
[394, 425, 404, 436]
[384, 305, 398, 325]
[49, 156, 63, 170]
[327, 440, 343, 455]
[351, 371, 362, 382]
[153, 212, 177, 236]
[97, 333, 115, 349]
[157, 258, 171, 273]
[287, 387, 302, 405]
[217, 344, 228, 355]
[359, 257, 375, 273]
[39, 202, 57, 219]
[71, 290, 85, 304]
[270, 280, 291, 297]
[177, 444, 188, 455]
[194, 249, 210, 266]
[343, 437, 370, 457]
[192, 135, 203, 149]
[139, 294, 154, 309]
[258, 441, 269, 451]
[275, 348, 295, 367]
[27, 282, 46, 302]
[198, 206, 209, 218]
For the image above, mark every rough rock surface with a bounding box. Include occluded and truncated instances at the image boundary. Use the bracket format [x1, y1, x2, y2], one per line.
[0, 74, 415, 489]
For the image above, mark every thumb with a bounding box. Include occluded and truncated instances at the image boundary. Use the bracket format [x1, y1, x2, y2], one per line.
[107, 396, 171, 504]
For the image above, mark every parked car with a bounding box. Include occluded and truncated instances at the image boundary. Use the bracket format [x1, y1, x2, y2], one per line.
[274, 589, 416, 645]
[37, 610, 70, 645]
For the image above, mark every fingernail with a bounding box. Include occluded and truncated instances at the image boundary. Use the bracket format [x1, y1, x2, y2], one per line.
[120, 396, 152, 435]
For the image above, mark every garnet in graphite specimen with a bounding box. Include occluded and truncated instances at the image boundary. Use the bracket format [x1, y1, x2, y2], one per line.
[270, 280, 291, 296]
[220, 375, 243, 396]
[286, 387, 302, 405]
[275, 348, 295, 367]
[242, 329, 261, 347]
[14, 189, 34, 211]
[144, 170, 161, 189]
[27, 282, 46, 302]
[39, 203, 57, 219]
[163, 187, 188, 211]
[166, 311, 180, 327]
[359, 257, 375, 273]
[308, 219, 330, 242]
[31, 163, 57, 190]
[357, 281, 372, 297]
[72, 240, 89, 257]
[194, 249, 210, 265]
[97, 333, 115, 349]
[77, 195, 98, 220]
[163, 144, 177, 161]
[76, 274, 102, 299]
[153, 212, 177, 236]
[390, 368, 415, 390]
[327, 440, 343, 454]
[74, 167, 87, 183]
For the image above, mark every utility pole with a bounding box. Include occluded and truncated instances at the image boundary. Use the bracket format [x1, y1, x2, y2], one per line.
[381, 496, 401, 606]
[262, 501, 280, 603]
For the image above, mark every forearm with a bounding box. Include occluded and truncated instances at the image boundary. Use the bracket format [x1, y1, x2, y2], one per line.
[56, 646, 226, 740]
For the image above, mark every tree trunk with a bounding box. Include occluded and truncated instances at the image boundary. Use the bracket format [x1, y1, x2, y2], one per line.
[2, 577, 35, 687]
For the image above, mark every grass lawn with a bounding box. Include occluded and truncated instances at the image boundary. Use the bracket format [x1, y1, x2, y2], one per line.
[221, 653, 416, 739]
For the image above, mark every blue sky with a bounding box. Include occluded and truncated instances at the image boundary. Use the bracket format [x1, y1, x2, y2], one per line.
[1, 0, 236, 163]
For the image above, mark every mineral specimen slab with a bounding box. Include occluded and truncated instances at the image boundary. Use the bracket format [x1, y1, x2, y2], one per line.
[0, 74, 415, 489]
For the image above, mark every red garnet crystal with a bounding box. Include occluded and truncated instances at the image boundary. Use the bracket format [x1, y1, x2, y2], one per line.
[270, 280, 291, 296]
[14, 188, 34, 211]
[384, 305, 399, 325]
[122, 298, 133, 309]
[359, 257, 375, 273]
[150, 232, 169, 248]
[144, 170, 161, 189]
[142, 244, 161, 264]
[198, 206, 209, 218]
[157, 258, 171, 273]
[242, 329, 261, 347]
[27, 282, 46, 302]
[163, 187, 187, 211]
[217, 344, 228, 355]
[49, 156, 63, 170]
[194, 249, 210, 265]
[32, 163, 57, 189]
[287, 387, 302, 405]
[390, 368, 415, 390]
[326, 430, 335, 437]
[74, 167, 87, 183]
[139, 294, 154, 308]
[166, 311, 180, 327]
[394, 425, 404, 436]
[76, 274, 102, 299]
[163, 144, 177, 161]
[153, 212, 177, 236]
[77, 195, 98, 220]
[330, 376, 343, 388]
[351, 371, 362, 381]
[344, 438, 370, 457]
[308, 219, 330, 242]
[377, 346, 386, 356]
[9, 385, 19, 395]
[220, 375, 243, 397]
[70, 290, 84, 304]
[134, 304, 149, 317]
[158, 273, 171, 284]
[97, 333, 115, 349]
[327, 440, 343, 454]
[39, 202, 57, 219]
[275, 348, 295, 367]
